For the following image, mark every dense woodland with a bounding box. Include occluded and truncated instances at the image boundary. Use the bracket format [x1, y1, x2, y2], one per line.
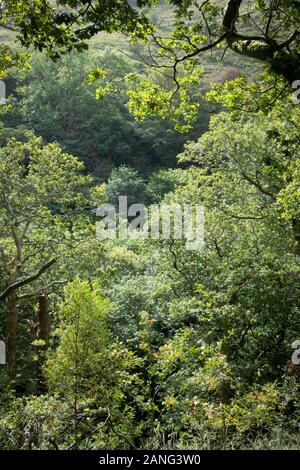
[0, 0, 300, 450]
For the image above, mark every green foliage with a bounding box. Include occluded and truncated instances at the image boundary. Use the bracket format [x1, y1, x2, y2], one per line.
[2, 89, 300, 449]
[277, 160, 300, 221]
[0, 395, 73, 450]
[207, 71, 290, 114]
[4, 50, 194, 178]
[1, 0, 300, 452]
[46, 279, 112, 395]
[147, 168, 183, 203]
[0, 133, 90, 277]
[0, 46, 29, 79]
[0, 132, 93, 387]
[105, 166, 151, 207]
[1, 1, 156, 59]
[126, 62, 203, 132]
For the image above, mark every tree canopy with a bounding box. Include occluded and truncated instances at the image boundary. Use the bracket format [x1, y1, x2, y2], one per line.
[1, 0, 300, 455]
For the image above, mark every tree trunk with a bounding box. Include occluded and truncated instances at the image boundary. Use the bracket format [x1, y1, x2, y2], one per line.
[37, 293, 50, 349]
[223, 0, 300, 86]
[6, 272, 17, 381]
[37, 293, 50, 393]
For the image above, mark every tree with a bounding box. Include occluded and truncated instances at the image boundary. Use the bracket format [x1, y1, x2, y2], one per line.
[46, 280, 112, 449]
[0, 134, 90, 380]
[168, 104, 300, 377]
[43, 279, 141, 449]
[179, 102, 300, 255]
[123, 0, 300, 127]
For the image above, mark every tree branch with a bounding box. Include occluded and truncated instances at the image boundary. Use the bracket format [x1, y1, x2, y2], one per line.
[0, 258, 57, 300]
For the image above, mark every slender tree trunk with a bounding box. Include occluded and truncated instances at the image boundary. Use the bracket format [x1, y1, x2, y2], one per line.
[6, 272, 17, 381]
[37, 293, 50, 349]
[36, 293, 50, 393]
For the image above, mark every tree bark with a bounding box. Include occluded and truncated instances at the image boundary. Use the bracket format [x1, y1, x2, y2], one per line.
[223, 0, 300, 85]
